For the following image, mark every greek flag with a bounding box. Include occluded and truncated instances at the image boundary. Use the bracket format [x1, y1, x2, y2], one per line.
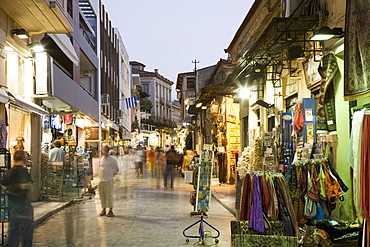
[125, 96, 138, 109]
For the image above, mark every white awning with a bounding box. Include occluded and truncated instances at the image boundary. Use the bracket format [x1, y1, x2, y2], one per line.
[49, 34, 79, 66]
[0, 89, 9, 103]
[14, 96, 49, 115]
[121, 132, 132, 140]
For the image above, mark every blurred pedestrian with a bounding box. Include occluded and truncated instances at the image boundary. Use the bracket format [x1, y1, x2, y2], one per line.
[134, 147, 145, 177]
[164, 145, 180, 190]
[116, 149, 130, 198]
[155, 147, 166, 188]
[98, 146, 119, 217]
[1, 150, 34, 247]
[146, 146, 156, 177]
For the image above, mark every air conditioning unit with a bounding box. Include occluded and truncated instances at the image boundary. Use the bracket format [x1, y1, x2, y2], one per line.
[117, 109, 123, 119]
[101, 94, 110, 106]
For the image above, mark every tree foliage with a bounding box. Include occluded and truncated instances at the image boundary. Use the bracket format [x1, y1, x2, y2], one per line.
[132, 86, 152, 112]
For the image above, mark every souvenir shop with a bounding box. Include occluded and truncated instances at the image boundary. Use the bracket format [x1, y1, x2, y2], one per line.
[234, 94, 361, 245]
[212, 97, 240, 186]
[41, 113, 94, 201]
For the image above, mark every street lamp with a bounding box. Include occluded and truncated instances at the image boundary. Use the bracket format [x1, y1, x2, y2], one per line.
[310, 27, 344, 41]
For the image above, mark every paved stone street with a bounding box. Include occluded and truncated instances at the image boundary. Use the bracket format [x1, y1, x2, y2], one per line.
[32, 171, 235, 247]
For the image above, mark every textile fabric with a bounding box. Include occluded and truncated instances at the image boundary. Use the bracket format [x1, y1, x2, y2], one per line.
[240, 173, 252, 221]
[231, 220, 285, 236]
[316, 53, 338, 132]
[249, 175, 264, 233]
[344, 0, 370, 100]
[361, 115, 370, 219]
[231, 234, 298, 247]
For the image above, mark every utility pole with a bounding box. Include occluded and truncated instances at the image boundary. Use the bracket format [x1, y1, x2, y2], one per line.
[191, 59, 199, 151]
[192, 59, 199, 93]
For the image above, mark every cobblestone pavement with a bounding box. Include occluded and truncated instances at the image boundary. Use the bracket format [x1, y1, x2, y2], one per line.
[33, 170, 235, 247]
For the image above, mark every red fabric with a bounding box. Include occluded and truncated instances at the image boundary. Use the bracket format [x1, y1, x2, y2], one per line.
[261, 175, 270, 214]
[240, 174, 253, 221]
[293, 103, 304, 132]
[63, 114, 73, 124]
[361, 115, 370, 219]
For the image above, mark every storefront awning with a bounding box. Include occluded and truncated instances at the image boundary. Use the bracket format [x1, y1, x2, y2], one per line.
[111, 122, 119, 131]
[49, 34, 79, 66]
[121, 132, 132, 140]
[0, 89, 9, 104]
[14, 96, 49, 115]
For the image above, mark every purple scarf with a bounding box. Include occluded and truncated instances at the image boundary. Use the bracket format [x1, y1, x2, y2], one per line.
[249, 175, 264, 233]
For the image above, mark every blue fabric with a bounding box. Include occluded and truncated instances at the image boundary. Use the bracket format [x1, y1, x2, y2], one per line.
[316, 202, 325, 221]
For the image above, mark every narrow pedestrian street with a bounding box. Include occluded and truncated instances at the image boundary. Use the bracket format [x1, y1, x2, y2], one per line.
[32, 169, 235, 247]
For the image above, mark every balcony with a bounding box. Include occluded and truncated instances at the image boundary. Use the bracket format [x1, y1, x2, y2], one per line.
[140, 124, 155, 132]
[152, 117, 176, 129]
[2, 0, 73, 35]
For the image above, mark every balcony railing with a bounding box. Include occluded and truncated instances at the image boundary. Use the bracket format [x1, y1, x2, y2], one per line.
[152, 117, 177, 128]
[140, 123, 155, 131]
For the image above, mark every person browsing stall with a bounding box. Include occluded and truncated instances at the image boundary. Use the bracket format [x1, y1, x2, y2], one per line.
[48, 141, 66, 162]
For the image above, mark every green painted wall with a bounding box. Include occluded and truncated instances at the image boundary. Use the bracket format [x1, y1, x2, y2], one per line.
[331, 55, 356, 220]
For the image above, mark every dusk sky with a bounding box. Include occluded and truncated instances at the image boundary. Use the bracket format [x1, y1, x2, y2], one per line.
[102, 0, 254, 96]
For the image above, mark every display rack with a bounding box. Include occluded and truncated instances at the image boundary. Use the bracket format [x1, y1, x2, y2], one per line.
[42, 161, 64, 200]
[75, 152, 92, 188]
[193, 145, 214, 215]
[0, 148, 10, 245]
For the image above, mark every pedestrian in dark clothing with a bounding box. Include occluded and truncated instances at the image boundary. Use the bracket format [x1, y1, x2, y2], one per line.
[1, 150, 34, 247]
[164, 146, 179, 190]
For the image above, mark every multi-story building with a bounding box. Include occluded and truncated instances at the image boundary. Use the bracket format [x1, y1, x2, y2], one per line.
[0, 0, 83, 201]
[0, 0, 132, 199]
[130, 61, 176, 147]
[115, 28, 132, 144]
[99, 2, 120, 146]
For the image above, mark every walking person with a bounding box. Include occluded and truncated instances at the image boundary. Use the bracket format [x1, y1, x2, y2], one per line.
[1, 151, 34, 247]
[164, 145, 180, 190]
[155, 148, 166, 188]
[98, 146, 119, 217]
[146, 146, 156, 177]
[134, 147, 145, 177]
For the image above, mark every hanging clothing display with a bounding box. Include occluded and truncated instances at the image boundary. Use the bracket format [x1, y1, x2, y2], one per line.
[287, 159, 346, 223]
[348, 108, 366, 218]
[249, 175, 264, 233]
[361, 115, 370, 219]
[239, 172, 298, 237]
[316, 53, 339, 132]
[217, 153, 228, 184]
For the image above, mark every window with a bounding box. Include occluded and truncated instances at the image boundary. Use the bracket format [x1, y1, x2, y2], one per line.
[142, 84, 149, 94]
[67, 0, 73, 17]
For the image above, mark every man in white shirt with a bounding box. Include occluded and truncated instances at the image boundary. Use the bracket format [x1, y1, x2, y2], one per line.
[134, 147, 145, 177]
[98, 146, 119, 217]
[48, 141, 66, 162]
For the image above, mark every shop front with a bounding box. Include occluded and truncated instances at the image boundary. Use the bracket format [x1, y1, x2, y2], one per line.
[40, 113, 95, 201]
